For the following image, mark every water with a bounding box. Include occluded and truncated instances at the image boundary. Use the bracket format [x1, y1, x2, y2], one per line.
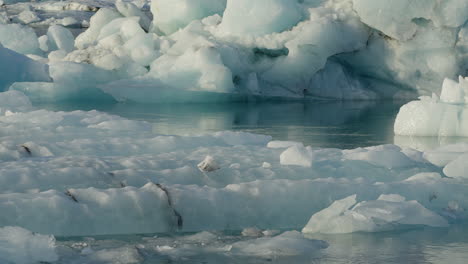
[54, 225, 468, 264]
[39, 100, 468, 150]
[35, 100, 468, 263]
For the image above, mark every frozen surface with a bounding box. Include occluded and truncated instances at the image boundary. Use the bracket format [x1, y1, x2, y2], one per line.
[0, 45, 51, 91]
[0, 0, 465, 102]
[302, 194, 449, 234]
[0, 226, 58, 264]
[395, 77, 468, 137]
[0, 91, 467, 237]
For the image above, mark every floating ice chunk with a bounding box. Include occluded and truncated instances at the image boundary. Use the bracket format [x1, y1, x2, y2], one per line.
[219, 0, 303, 37]
[443, 153, 468, 179]
[280, 145, 314, 167]
[0, 226, 58, 264]
[0, 23, 40, 54]
[47, 25, 75, 53]
[231, 231, 328, 258]
[151, 0, 226, 34]
[394, 77, 468, 137]
[198, 155, 220, 172]
[343, 145, 414, 169]
[302, 194, 449, 234]
[115, 0, 151, 32]
[0, 45, 50, 91]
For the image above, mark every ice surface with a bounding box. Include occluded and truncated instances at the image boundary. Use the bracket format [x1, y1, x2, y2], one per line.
[0, 226, 58, 264]
[151, 0, 226, 34]
[47, 25, 75, 53]
[0, 23, 40, 54]
[395, 77, 468, 137]
[302, 194, 449, 234]
[0, 0, 464, 102]
[0, 45, 51, 91]
[0, 91, 467, 236]
[219, 0, 303, 37]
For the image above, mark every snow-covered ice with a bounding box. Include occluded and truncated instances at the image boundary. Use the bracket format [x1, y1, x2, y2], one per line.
[302, 194, 449, 234]
[0, 226, 58, 264]
[395, 76, 468, 137]
[0, 0, 465, 102]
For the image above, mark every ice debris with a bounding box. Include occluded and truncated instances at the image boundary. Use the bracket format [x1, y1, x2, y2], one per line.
[0, 226, 58, 264]
[0, 0, 464, 102]
[302, 194, 449, 234]
[395, 76, 468, 137]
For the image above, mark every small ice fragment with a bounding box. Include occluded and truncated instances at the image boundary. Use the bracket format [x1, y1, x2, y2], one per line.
[198, 155, 220, 172]
[241, 227, 263, 237]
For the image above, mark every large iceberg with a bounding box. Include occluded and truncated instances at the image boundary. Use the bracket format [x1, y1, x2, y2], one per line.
[0, 0, 465, 102]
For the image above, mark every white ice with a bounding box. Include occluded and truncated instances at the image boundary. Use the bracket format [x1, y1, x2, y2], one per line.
[0, 226, 58, 264]
[395, 76, 468, 137]
[302, 194, 449, 234]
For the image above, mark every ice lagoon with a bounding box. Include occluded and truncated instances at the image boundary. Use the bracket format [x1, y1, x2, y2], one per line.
[1, 0, 468, 263]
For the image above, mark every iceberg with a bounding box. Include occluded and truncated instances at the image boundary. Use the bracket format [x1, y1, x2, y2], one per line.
[302, 194, 449, 234]
[394, 76, 468, 137]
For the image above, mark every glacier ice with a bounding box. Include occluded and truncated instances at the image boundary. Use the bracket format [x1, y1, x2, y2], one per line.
[0, 226, 58, 264]
[151, 0, 226, 35]
[0, 0, 464, 102]
[0, 91, 467, 236]
[302, 194, 449, 234]
[0, 45, 51, 91]
[394, 76, 468, 137]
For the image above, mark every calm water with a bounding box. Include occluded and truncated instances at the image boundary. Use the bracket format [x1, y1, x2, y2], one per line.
[54, 225, 468, 264]
[38, 100, 468, 263]
[39, 100, 468, 150]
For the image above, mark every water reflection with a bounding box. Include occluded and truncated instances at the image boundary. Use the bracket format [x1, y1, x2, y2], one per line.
[37, 100, 468, 150]
[38, 101, 403, 149]
[306, 224, 468, 264]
